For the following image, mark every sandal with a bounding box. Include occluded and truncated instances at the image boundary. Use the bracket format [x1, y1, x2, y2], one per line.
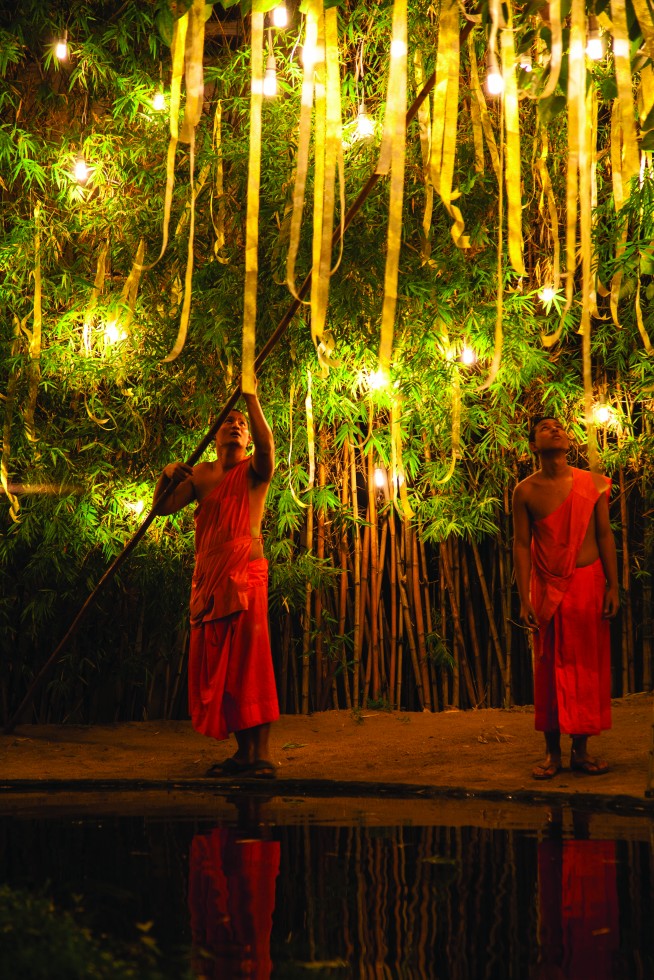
[205, 756, 254, 778]
[250, 759, 277, 780]
[532, 761, 562, 781]
[570, 754, 609, 775]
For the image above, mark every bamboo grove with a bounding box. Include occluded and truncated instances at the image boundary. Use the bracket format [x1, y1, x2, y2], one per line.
[1, 0, 653, 724]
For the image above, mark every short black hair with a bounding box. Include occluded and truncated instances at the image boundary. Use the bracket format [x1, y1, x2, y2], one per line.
[528, 415, 558, 442]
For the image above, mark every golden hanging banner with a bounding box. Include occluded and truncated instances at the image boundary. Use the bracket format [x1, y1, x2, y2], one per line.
[467, 36, 500, 181]
[391, 398, 413, 519]
[179, 0, 206, 143]
[413, 48, 434, 258]
[240, 10, 265, 393]
[500, 1, 525, 276]
[162, 133, 197, 363]
[377, 0, 408, 374]
[211, 100, 228, 263]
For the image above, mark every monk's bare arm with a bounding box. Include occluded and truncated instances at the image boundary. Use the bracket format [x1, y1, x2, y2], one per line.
[244, 391, 274, 484]
[153, 462, 196, 515]
[595, 490, 620, 617]
[512, 482, 539, 629]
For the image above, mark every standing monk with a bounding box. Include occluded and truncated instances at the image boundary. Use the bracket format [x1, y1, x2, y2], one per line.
[512, 417, 619, 780]
[154, 387, 279, 778]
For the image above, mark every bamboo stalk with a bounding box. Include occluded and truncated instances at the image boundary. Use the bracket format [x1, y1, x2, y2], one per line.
[618, 465, 634, 694]
[411, 527, 432, 710]
[367, 452, 380, 700]
[441, 539, 477, 706]
[419, 537, 438, 711]
[461, 546, 485, 704]
[470, 538, 506, 677]
[398, 574, 425, 709]
[338, 446, 352, 708]
[349, 440, 362, 707]
[389, 503, 399, 707]
[314, 439, 326, 704]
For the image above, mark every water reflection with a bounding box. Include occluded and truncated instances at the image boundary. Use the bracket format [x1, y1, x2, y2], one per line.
[0, 801, 651, 978]
[189, 799, 279, 979]
[537, 810, 619, 980]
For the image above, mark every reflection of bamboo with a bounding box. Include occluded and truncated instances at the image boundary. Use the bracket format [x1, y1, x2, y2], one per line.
[618, 465, 634, 693]
[500, 486, 513, 706]
[349, 440, 362, 706]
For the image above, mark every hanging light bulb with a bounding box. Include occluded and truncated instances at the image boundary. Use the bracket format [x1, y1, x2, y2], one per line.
[272, 4, 288, 28]
[586, 15, 604, 60]
[518, 50, 532, 72]
[486, 50, 504, 96]
[460, 345, 478, 366]
[592, 398, 616, 426]
[538, 285, 556, 304]
[356, 101, 375, 140]
[105, 321, 127, 345]
[152, 89, 165, 111]
[374, 467, 386, 489]
[263, 52, 278, 98]
[55, 33, 68, 60]
[73, 155, 89, 184]
[366, 368, 389, 391]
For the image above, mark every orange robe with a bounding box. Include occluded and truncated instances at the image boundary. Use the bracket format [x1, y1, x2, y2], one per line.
[531, 468, 611, 735]
[188, 458, 279, 740]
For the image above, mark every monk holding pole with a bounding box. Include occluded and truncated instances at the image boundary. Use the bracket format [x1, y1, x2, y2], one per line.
[154, 384, 279, 778]
[512, 417, 619, 780]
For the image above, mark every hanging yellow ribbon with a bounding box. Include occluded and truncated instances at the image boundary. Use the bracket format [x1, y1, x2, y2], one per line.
[305, 369, 315, 491]
[240, 9, 264, 393]
[430, 0, 469, 250]
[467, 36, 501, 182]
[83, 239, 109, 352]
[1, 317, 22, 521]
[612, 1, 640, 185]
[119, 238, 145, 334]
[179, 0, 205, 143]
[610, 100, 628, 329]
[536, 0, 562, 99]
[631, 0, 654, 63]
[162, 132, 197, 362]
[211, 100, 228, 263]
[286, 4, 319, 302]
[24, 202, 42, 444]
[500, 1, 525, 276]
[413, 47, 434, 259]
[377, 0, 407, 374]
[535, 127, 560, 285]
[433, 366, 461, 485]
[288, 381, 308, 509]
[478, 97, 504, 390]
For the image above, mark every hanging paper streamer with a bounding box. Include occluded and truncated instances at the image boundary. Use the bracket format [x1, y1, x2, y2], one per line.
[609, 101, 628, 329]
[377, 0, 407, 374]
[1, 318, 22, 521]
[240, 9, 265, 393]
[24, 202, 42, 444]
[211, 100, 229, 263]
[179, 0, 206, 143]
[287, 380, 308, 509]
[162, 133, 197, 363]
[500, 1, 525, 277]
[536, 0, 562, 99]
[631, 0, 654, 64]
[413, 48, 434, 259]
[119, 238, 145, 334]
[430, 0, 469, 251]
[305, 369, 315, 491]
[83, 240, 109, 352]
[467, 37, 500, 182]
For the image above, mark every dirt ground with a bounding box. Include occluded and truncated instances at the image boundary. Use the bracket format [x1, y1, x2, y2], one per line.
[2, 693, 654, 812]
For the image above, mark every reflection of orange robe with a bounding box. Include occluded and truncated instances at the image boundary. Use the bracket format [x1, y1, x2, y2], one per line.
[537, 839, 618, 980]
[188, 459, 279, 740]
[531, 469, 611, 735]
[189, 828, 280, 980]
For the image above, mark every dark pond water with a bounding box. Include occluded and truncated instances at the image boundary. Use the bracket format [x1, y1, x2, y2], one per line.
[0, 795, 652, 978]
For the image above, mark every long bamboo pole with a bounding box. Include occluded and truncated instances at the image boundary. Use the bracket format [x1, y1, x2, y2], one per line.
[4, 33, 484, 733]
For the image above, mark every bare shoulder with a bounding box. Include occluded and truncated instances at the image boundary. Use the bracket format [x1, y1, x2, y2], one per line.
[513, 472, 539, 502]
[588, 469, 610, 494]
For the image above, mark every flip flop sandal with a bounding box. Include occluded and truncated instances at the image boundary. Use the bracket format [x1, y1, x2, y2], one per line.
[250, 760, 277, 780]
[532, 762, 562, 780]
[205, 757, 254, 778]
[570, 757, 609, 775]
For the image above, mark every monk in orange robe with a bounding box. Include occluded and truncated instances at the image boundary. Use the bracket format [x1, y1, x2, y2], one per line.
[154, 385, 279, 778]
[513, 417, 619, 780]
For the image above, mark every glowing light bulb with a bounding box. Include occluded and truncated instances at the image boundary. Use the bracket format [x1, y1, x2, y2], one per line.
[125, 499, 145, 515]
[367, 368, 389, 391]
[153, 90, 165, 111]
[519, 51, 532, 72]
[55, 39, 68, 60]
[486, 53, 504, 96]
[73, 156, 89, 184]
[272, 4, 288, 28]
[391, 39, 407, 59]
[460, 345, 477, 366]
[613, 37, 629, 59]
[356, 102, 375, 140]
[593, 401, 615, 426]
[374, 467, 385, 489]
[586, 17, 604, 60]
[105, 321, 127, 345]
[538, 285, 556, 303]
[263, 53, 278, 97]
